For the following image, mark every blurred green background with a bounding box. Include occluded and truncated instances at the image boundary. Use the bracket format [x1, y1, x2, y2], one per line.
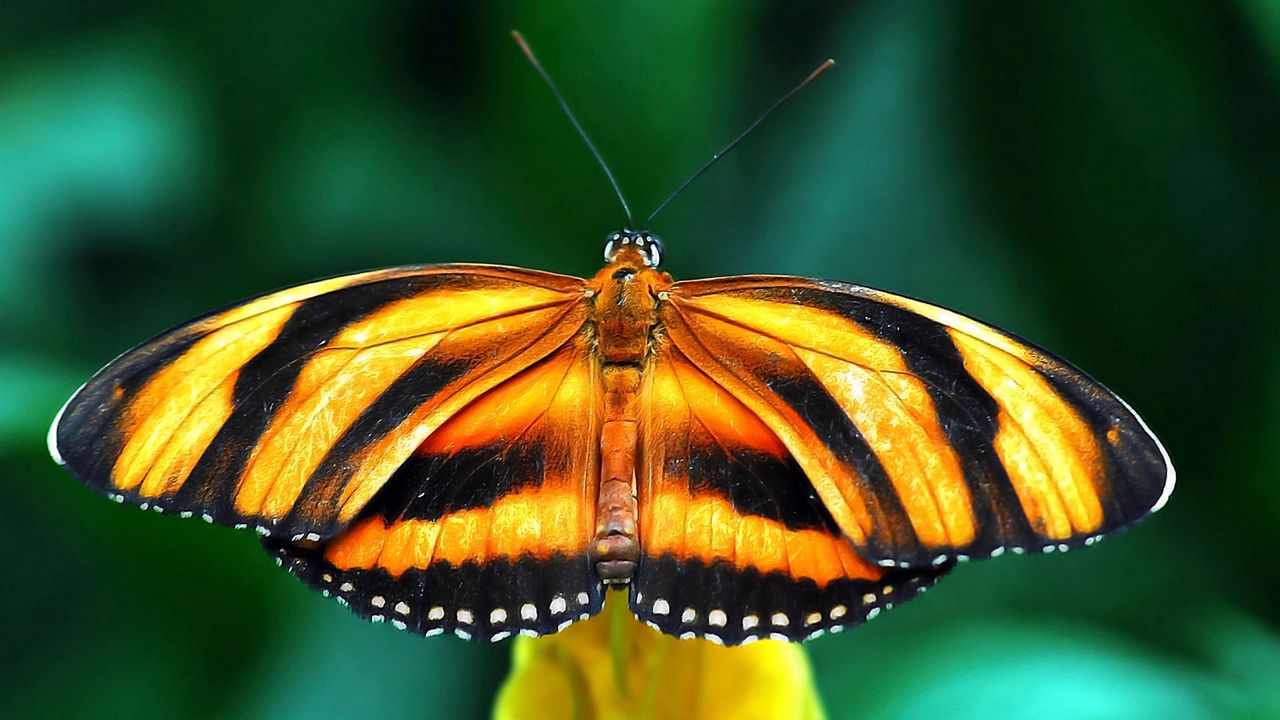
[2, 2, 1277, 718]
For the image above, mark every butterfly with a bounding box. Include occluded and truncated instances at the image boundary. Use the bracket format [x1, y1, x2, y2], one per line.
[47, 34, 1173, 646]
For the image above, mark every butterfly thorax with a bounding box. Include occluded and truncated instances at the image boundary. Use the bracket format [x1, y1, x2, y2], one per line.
[589, 244, 671, 363]
[586, 244, 672, 584]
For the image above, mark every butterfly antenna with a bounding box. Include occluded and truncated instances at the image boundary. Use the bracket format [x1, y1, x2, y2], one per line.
[644, 59, 835, 229]
[512, 31, 635, 229]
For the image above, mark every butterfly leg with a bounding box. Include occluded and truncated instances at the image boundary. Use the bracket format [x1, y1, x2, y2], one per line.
[590, 365, 642, 584]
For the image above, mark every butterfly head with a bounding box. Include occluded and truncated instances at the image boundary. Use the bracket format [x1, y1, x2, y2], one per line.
[603, 230, 664, 268]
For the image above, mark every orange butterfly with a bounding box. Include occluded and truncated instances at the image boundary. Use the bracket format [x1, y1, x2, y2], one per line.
[48, 35, 1173, 646]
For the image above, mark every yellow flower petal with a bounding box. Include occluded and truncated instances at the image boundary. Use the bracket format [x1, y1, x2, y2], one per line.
[494, 592, 826, 720]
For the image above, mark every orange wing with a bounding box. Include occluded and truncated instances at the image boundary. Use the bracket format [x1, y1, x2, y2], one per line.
[655, 276, 1173, 570]
[268, 327, 604, 640]
[51, 264, 585, 539]
[51, 264, 607, 640]
[631, 340, 951, 644]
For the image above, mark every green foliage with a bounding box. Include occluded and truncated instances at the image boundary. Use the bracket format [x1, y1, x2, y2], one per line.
[2, 2, 1276, 717]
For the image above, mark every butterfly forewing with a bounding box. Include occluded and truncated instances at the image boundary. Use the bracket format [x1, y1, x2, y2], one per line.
[659, 276, 1173, 568]
[51, 264, 590, 543]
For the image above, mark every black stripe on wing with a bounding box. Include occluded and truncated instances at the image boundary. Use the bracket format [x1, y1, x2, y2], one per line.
[761, 286, 1036, 556]
[666, 345, 842, 533]
[372, 444, 549, 521]
[766, 283, 1168, 551]
[52, 331, 204, 487]
[174, 275, 471, 515]
[1036, 365, 1170, 528]
[279, 314, 590, 538]
[663, 308, 928, 564]
[684, 444, 839, 533]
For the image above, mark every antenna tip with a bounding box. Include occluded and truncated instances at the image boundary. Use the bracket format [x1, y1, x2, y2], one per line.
[511, 30, 533, 58]
[805, 59, 836, 84]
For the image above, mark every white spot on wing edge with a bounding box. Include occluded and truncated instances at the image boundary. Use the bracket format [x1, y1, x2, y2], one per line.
[1115, 394, 1176, 514]
[46, 381, 85, 467]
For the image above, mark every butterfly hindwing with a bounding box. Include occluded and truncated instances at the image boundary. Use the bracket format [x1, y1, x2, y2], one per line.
[50, 265, 590, 543]
[630, 342, 952, 644]
[659, 276, 1173, 567]
[266, 329, 605, 640]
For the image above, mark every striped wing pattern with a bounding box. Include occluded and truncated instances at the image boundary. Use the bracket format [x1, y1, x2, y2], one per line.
[624, 276, 1172, 643]
[266, 328, 605, 640]
[630, 340, 952, 644]
[51, 264, 606, 641]
[656, 276, 1173, 570]
[50, 263, 1173, 645]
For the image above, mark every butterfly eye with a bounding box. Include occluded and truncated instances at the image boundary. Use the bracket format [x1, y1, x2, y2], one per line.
[602, 231, 624, 262]
[641, 233, 664, 267]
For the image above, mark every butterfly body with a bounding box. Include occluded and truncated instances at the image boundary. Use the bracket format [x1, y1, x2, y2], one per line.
[587, 237, 671, 584]
[50, 228, 1172, 644]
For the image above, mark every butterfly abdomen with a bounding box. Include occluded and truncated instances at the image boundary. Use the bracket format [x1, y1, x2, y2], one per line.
[587, 247, 672, 584]
[591, 365, 642, 584]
